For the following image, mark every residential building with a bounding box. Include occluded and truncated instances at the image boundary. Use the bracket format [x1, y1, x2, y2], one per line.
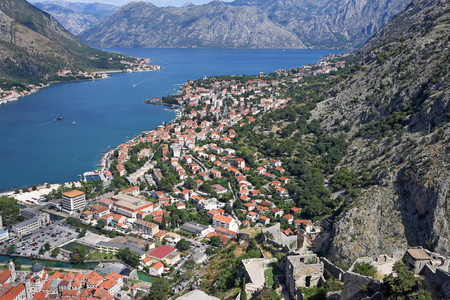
[133, 219, 159, 237]
[61, 190, 86, 214]
[212, 215, 239, 232]
[148, 262, 164, 277]
[0, 228, 9, 241]
[11, 213, 50, 236]
[120, 186, 140, 197]
[0, 283, 26, 300]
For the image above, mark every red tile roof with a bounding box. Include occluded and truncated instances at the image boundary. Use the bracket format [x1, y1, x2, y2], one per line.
[148, 245, 176, 259]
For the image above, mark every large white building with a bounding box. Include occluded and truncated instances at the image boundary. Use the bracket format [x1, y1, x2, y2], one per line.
[212, 215, 239, 232]
[61, 190, 86, 214]
[110, 193, 154, 218]
[0, 229, 9, 241]
[11, 213, 50, 236]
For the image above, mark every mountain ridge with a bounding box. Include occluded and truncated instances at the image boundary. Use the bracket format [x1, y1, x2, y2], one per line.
[80, 1, 306, 48]
[33, 1, 118, 35]
[79, 0, 412, 49]
[0, 0, 136, 88]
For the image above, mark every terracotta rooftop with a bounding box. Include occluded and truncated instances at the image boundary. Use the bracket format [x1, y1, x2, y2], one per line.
[62, 190, 84, 198]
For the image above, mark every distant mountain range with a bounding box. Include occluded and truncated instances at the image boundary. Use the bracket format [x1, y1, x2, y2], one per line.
[78, 0, 412, 49]
[0, 0, 131, 87]
[33, 1, 118, 35]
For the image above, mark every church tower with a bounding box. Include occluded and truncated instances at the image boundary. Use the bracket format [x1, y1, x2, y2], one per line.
[9, 260, 16, 280]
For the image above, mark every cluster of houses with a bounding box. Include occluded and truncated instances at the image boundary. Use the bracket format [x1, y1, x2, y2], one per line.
[119, 57, 162, 73]
[0, 84, 47, 104]
[0, 261, 126, 300]
[95, 74, 328, 250]
[274, 52, 349, 78]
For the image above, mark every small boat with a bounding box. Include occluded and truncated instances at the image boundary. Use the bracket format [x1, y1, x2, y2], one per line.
[57, 113, 64, 120]
[72, 117, 76, 125]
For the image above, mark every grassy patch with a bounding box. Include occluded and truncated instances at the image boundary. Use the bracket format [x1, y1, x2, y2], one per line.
[264, 263, 284, 288]
[86, 251, 116, 260]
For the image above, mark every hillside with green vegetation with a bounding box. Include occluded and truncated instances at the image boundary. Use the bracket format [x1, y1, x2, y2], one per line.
[313, 0, 449, 262]
[0, 0, 134, 90]
[158, 0, 449, 264]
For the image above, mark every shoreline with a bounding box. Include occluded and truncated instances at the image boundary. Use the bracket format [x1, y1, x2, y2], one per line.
[0, 65, 161, 106]
[99, 105, 182, 174]
[0, 50, 348, 195]
[0, 105, 180, 198]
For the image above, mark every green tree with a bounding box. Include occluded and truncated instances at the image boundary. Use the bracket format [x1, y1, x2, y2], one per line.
[70, 246, 87, 263]
[353, 262, 377, 278]
[206, 247, 215, 255]
[0, 196, 20, 228]
[7, 244, 16, 254]
[225, 202, 233, 214]
[96, 219, 107, 229]
[116, 247, 140, 268]
[234, 198, 243, 210]
[240, 277, 247, 300]
[176, 239, 191, 251]
[183, 259, 196, 270]
[145, 278, 171, 300]
[77, 228, 87, 238]
[51, 247, 60, 257]
[210, 235, 222, 247]
[44, 243, 51, 251]
[9, 259, 22, 270]
[383, 261, 417, 298]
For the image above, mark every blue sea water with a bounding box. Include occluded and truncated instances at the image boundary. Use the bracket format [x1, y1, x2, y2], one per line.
[0, 48, 345, 191]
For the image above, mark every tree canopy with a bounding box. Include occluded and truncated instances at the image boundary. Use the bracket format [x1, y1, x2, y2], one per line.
[383, 261, 417, 298]
[145, 278, 171, 300]
[116, 247, 140, 268]
[0, 196, 20, 228]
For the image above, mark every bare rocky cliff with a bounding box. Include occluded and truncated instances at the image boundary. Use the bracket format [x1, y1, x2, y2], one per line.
[312, 0, 449, 262]
[80, 1, 305, 48]
[33, 1, 118, 35]
[79, 0, 411, 49]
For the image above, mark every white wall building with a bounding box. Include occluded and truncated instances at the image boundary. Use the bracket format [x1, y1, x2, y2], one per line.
[61, 190, 86, 214]
[11, 213, 50, 236]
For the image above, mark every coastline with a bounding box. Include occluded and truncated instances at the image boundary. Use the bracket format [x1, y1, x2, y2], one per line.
[0, 49, 346, 195]
[99, 105, 182, 174]
[0, 63, 161, 105]
[0, 88, 179, 198]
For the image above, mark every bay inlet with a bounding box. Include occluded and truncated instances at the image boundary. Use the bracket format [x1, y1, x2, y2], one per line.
[0, 48, 345, 191]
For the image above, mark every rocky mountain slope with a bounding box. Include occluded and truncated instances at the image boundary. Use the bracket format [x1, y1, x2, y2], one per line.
[33, 1, 118, 35]
[79, 1, 305, 48]
[233, 0, 412, 48]
[0, 0, 131, 87]
[79, 0, 411, 49]
[312, 0, 449, 262]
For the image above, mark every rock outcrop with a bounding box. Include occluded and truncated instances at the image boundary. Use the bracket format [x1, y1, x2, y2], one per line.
[313, 0, 450, 262]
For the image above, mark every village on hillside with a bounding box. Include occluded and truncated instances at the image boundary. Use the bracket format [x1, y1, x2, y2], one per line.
[1, 52, 447, 300]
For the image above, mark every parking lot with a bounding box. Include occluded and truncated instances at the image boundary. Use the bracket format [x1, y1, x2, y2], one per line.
[0, 222, 77, 257]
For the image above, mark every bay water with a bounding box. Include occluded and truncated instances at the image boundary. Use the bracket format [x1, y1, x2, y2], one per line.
[0, 48, 345, 191]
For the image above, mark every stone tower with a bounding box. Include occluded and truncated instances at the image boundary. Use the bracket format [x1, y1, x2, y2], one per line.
[9, 260, 15, 280]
